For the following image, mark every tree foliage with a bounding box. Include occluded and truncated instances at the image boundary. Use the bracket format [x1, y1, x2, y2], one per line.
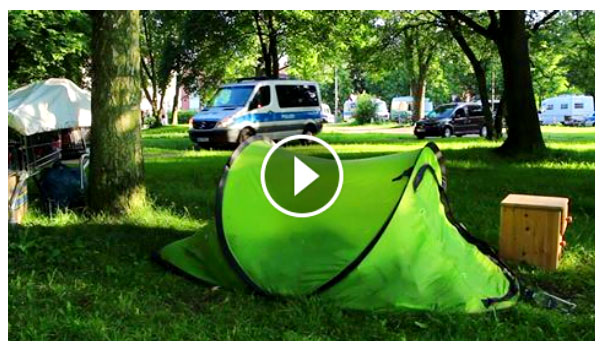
[8, 9, 595, 145]
[8, 10, 91, 89]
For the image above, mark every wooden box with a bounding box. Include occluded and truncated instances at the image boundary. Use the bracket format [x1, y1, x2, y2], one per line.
[499, 194, 571, 271]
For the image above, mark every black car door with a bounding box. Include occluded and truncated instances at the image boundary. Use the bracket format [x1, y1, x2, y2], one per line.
[452, 106, 469, 132]
[467, 104, 484, 133]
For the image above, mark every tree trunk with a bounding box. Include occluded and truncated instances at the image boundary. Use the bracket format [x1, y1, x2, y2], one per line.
[89, 10, 145, 214]
[253, 11, 272, 77]
[171, 72, 181, 125]
[267, 13, 280, 78]
[411, 79, 426, 120]
[494, 90, 505, 138]
[447, 22, 494, 139]
[496, 11, 545, 153]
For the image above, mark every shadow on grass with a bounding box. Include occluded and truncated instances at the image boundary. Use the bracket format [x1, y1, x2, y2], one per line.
[9, 128, 595, 340]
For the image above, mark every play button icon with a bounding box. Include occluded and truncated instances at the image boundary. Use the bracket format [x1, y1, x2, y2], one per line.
[294, 157, 319, 196]
[261, 135, 344, 218]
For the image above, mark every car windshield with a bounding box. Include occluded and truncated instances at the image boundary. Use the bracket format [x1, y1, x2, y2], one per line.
[426, 105, 456, 119]
[209, 86, 254, 107]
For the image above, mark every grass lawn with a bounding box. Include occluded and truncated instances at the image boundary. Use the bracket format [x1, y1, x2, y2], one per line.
[8, 125, 594, 340]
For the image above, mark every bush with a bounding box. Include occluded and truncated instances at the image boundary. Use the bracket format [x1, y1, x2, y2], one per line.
[177, 110, 197, 125]
[353, 94, 377, 125]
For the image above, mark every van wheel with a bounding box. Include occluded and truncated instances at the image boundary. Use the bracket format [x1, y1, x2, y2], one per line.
[442, 127, 452, 138]
[479, 125, 488, 138]
[303, 124, 317, 136]
[237, 127, 255, 144]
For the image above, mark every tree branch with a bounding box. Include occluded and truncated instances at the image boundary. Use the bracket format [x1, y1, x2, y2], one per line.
[443, 10, 496, 40]
[531, 10, 560, 31]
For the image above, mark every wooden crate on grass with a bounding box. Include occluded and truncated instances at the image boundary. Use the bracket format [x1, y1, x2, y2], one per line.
[499, 194, 571, 271]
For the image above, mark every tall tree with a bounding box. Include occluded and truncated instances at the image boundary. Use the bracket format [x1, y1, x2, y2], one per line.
[555, 11, 595, 98]
[382, 11, 442, 120]
[444, 10, 555, 154]
[140, 10, 252, 124]
[89, 11, 145, 213]
[140, 10, 170, 126]
[440, 12, 497, 139]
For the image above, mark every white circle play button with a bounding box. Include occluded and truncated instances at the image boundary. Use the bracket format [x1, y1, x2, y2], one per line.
[260, 135, 344, 218]
[293, 156, 319, 196]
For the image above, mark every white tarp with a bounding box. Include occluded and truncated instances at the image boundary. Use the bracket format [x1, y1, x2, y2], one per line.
[8, 78, 91, 136]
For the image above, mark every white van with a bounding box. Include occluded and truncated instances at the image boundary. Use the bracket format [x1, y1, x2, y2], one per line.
[539, 95, 594, 125]
[189, 78, 323, 148]
[391, 96, 433, 121]
[342, 97, 389, 122]
[321, 103, 336, 123]
[375, 99, 390, 121]
[343, 98, 357, 122]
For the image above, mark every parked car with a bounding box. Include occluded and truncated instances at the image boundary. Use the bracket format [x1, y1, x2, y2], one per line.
[188, 78, 323, 149]
[321, 103, 336, 123]
[582, 112, 595, 127]
[539, 94, 594, 125]
[414, 103, 488, 139]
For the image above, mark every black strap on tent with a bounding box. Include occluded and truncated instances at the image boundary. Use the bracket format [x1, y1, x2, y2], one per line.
[412, 162, 520, 308]
[392, 166, 414, 182]
[424, 142, 447, 190]
[214, 136, 275, 295]
[314, 145, 435, 295]
[314, 172, 411, 295]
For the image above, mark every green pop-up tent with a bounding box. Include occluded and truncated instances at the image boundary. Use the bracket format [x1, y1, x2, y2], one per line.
[157, 138, 519, 313]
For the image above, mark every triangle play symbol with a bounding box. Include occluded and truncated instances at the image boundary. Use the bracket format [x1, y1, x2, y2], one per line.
[294, 156, 319, 196]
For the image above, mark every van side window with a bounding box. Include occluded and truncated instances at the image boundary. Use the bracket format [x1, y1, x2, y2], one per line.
[561, 104, 568, 110]
[574, 103, 584, 109]
[468, 105, 483, 117]
[276, 85, 319, 108]
[249, 86, 271, 110]
[455, 107, 466, 118]
[547, 104, 554, 110]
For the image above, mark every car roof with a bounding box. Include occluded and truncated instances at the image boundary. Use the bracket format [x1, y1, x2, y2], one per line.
[222, 79, 318, 88]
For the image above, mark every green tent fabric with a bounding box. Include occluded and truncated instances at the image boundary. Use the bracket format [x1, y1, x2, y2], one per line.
[157, 138, 519, 313]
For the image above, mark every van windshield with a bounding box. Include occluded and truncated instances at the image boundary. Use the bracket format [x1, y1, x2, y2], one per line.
[209, 86, 254, 107]
[426, 105, 456, 119]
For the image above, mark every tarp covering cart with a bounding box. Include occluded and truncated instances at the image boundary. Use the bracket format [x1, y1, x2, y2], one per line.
[157, 138, 519, 313]
[8, 78, 91, 221]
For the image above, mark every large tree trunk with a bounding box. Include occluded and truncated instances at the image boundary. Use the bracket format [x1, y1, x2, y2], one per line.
[267, 12, 280, 78]
[253, 11, 272, 77]
[171, 72, 181, 125]
[496, 11, 545, 153]
[89, 10, 145, 214]
[411, 79, 426, 120]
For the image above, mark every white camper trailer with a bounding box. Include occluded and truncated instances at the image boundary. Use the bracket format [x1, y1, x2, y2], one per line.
[391, 96, 433, 121]
[539, 95, 594, 125]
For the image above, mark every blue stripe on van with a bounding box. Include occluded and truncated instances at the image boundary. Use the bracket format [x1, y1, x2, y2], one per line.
[234, 111, 321, 124]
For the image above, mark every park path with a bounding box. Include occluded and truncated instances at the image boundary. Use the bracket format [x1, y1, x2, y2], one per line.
[324, 125, 414, 135]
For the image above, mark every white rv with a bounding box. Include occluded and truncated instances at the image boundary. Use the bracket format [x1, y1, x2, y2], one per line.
[539, 95, 594, 125]
[391, 96, 433, 121]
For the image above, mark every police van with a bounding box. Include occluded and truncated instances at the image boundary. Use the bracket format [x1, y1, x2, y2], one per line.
[189, 78, 323, 149]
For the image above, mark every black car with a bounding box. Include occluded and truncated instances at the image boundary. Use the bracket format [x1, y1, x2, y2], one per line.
[414, 103, 488, 139]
